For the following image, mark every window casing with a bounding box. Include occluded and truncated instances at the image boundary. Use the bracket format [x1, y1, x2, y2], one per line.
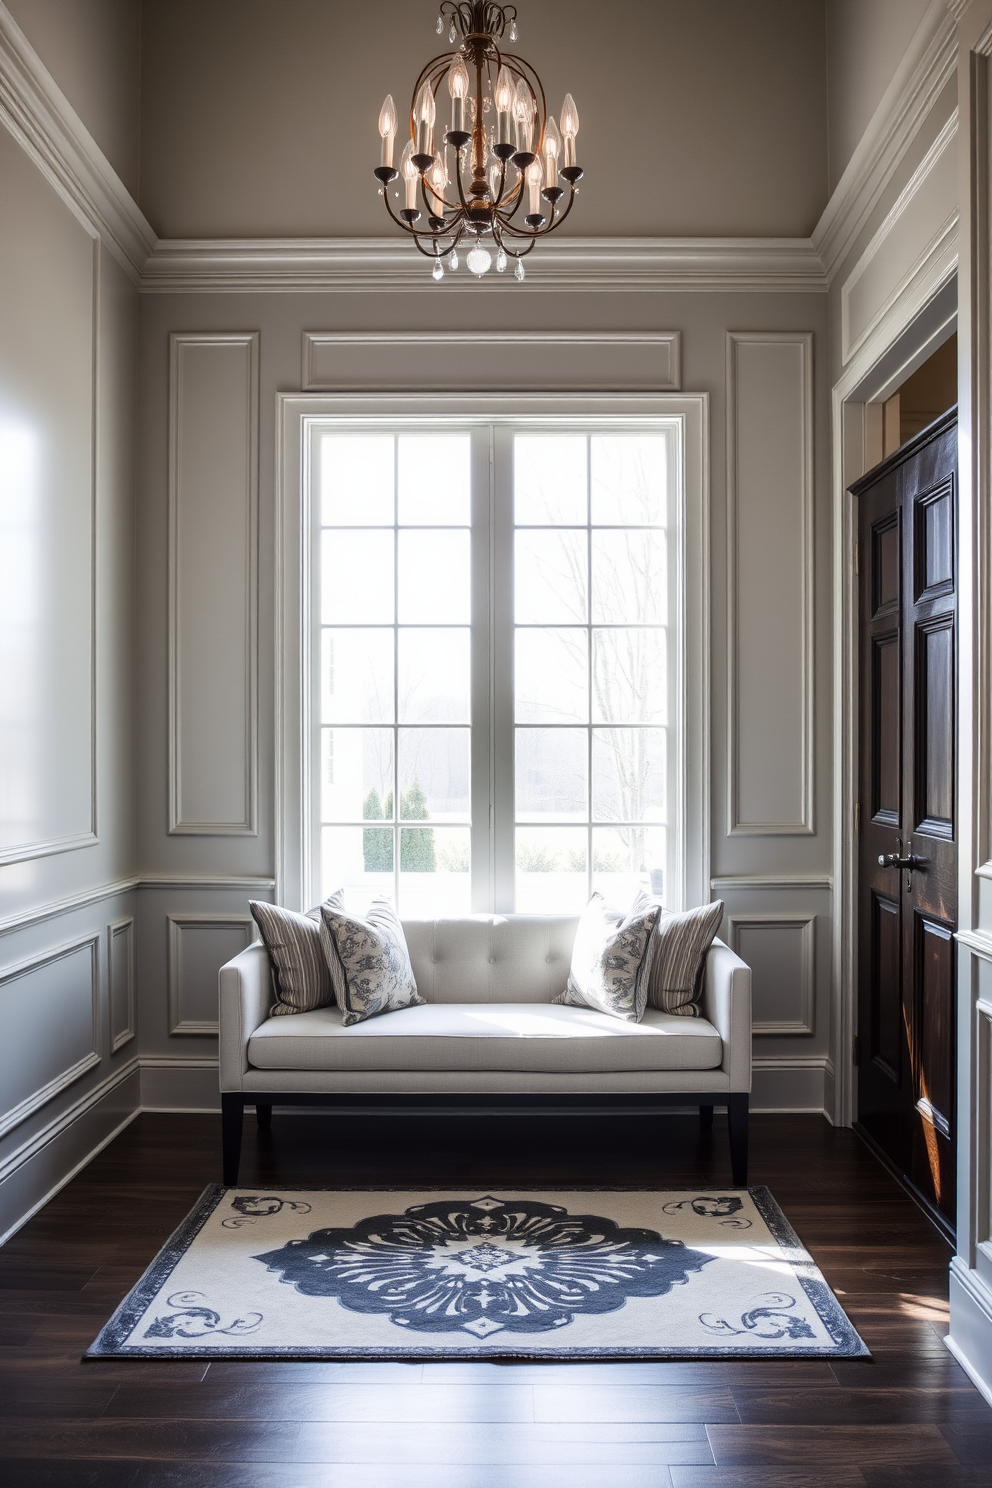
[276, 394, 709, 919]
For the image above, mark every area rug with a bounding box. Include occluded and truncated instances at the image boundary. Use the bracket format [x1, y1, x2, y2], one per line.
[86, 1186, 868, 1361]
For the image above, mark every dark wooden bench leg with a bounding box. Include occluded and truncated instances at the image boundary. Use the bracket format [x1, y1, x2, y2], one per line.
[728, 1092, 749, 1186]
[255, 1101, 272, 1131]
[699, 1103, 714, 1132]
[222, 1093, 244, 1186]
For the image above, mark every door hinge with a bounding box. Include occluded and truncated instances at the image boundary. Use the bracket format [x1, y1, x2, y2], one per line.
[855, 801, 860, 834]
[853, 1034, 860, 1066]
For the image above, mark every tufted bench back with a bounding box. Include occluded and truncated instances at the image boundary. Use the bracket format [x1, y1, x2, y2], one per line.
[401, 915, 580, 1004]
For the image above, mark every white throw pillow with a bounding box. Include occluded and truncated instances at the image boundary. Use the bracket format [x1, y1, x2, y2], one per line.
[552, 892, 661, 1023]
[318, 891, 424, 1027]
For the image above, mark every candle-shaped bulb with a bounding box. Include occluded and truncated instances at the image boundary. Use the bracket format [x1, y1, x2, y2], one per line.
[543, 116, 561, 161]
[488, 158, 502, 201]
[416, 81, 436, 128]
[448, 56, 469, 99]
[560, 93, 579, 168]
[513, 78, 534, 124]
[526, 156, 543, 215]
[494, 66, 515, 115]
[428, 155, 448, 215]
[378, 94, 398, 139]
[400, 138, 419, 208]
[401, 138, 419, 181]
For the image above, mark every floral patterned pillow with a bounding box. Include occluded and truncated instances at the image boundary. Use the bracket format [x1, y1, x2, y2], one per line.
[552, 892, 661, 1023]
[318, 892, 424, 1027]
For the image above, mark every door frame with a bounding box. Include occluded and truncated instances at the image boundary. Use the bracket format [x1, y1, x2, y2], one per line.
[831, 270, 957, 1130]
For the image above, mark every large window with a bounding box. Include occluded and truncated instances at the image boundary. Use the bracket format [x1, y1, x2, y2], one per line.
[302, 413, 694, 916]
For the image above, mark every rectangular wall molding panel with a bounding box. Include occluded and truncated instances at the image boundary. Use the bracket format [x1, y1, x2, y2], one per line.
[167, 914, 253, 1036]
[303, 331, 682, 391]
[108, 918, 135, 1052]
[727, 331, 814, 836]
[168, 331, 259, 835]
[0, 126, 99, 866]
[0, 934, 100, 1140]
[728, 914, 816, 1036]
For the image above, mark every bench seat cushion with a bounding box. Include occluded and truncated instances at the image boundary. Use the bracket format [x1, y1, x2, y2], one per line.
[246, 1001, 723, 1075]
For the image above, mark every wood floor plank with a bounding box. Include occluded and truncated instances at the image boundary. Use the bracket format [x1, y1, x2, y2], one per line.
[0, 1111, 989, 1486]
[706, 1423, 959, 1467]
[533, 1385, 739, 1423]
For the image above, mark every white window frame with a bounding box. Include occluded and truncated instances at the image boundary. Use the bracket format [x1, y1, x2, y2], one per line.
[276, 392, 710, 914]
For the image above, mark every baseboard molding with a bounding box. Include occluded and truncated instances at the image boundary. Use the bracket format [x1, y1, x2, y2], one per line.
[751, 1056, 831, 1114]
[948, 1260, 992, 1409]
[0, 1061, 140, 1247]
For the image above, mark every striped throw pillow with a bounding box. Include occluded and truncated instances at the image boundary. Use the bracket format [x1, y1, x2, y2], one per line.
[249, 901, 333, 1017]
[643, 899, 725, 1017]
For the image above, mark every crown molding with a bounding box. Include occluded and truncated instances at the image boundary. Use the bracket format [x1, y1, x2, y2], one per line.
[0, 2, 154, 282]
[813, 0, 957, 284]
[140, 235, 826, 294]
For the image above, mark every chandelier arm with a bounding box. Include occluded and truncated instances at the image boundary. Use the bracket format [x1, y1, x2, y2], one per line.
[381, 188, 421, 235]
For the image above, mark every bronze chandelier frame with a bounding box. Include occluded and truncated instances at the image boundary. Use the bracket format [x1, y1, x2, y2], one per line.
[374, 1, 583, 274]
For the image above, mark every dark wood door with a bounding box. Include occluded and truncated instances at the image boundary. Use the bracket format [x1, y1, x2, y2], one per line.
[852, 408, 957, 1237]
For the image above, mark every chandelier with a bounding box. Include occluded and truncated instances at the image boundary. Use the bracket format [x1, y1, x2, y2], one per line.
[374, 1, 583, 281]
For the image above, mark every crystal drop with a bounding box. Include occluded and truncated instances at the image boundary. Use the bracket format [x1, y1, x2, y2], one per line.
[466, 244, 492, 277]
[515, 258, 525, 282]
[432, 259, 444, 281]
[496, 248, 507, 272]
[509, 21, 517, 40]
[436, 15, 444, 33]
[449, 22, 456, 41]
[448, 249, 458, 270]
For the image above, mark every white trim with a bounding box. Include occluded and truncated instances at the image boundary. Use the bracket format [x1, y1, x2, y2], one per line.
[958, 928, 992, 963]
[108, 917, 135, 1053]
[948, 1258, 992, 1408]
[302, 330, 683, 392]
[0, 877, 137, 937]
[727, 913, 816, 1036]
[276, 392, 709, 913]
[167, 332, 260, 837]
[0, 933, 100, 1139]
[711, 875, 832, 892]
[841, 113, 959, 365]
[0, 1, 153, 282]
[726, 331, 815, 837]
[143, 237, 826, 295]
[167, 913, 254, 1036]
[137, 875, 275, 892]
[813, 0, 958, 283]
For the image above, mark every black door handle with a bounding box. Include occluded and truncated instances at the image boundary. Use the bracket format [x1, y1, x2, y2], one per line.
[877, 853, 927, 870]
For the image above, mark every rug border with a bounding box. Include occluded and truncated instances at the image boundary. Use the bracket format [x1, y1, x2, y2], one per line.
[84, 1185, 871, 1362]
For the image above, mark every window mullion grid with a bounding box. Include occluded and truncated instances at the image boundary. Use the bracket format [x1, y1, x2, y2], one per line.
[393, 436, 400, 906]
[586, 435, 593, 902]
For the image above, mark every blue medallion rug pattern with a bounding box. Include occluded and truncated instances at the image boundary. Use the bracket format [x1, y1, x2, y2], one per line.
[86, 1187, 869, 1360]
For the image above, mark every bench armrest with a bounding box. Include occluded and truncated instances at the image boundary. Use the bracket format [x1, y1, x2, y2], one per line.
[702, 938, 752, 1092]
[219, 942, 272, 1092]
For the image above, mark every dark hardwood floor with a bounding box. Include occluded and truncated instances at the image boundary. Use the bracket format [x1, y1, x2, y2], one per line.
[1, 1109, 990, 1486]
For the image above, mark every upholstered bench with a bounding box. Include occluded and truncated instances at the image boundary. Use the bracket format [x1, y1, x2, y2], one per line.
[218, 913, 752, 1185]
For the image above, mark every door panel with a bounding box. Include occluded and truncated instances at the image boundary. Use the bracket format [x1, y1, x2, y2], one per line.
[853, 408, 957, 1236]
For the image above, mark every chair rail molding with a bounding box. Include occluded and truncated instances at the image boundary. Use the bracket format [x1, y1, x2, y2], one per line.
[726, 331, 815, 838]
